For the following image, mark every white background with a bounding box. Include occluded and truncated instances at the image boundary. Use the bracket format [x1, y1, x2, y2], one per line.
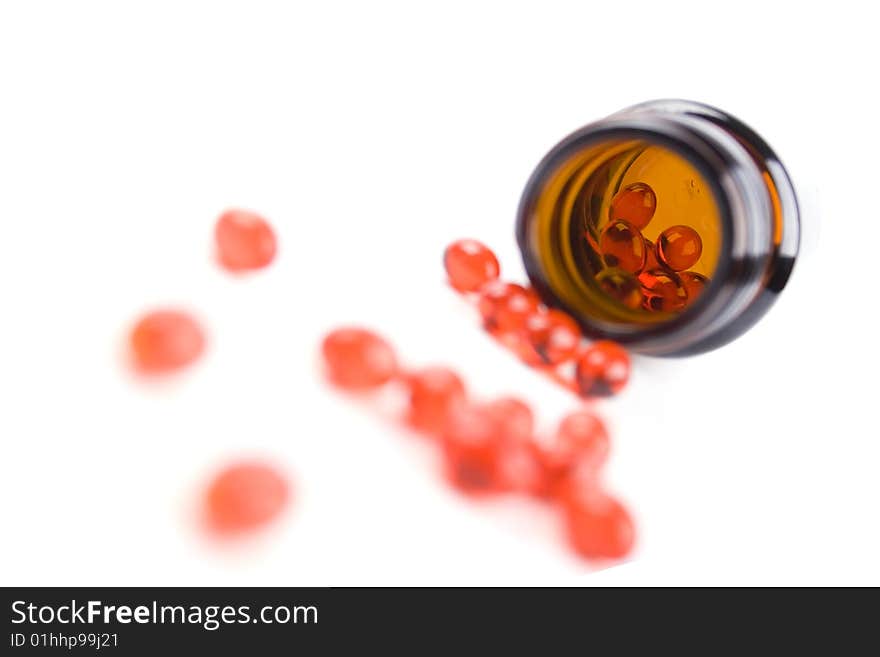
[1, 1, 877, 586]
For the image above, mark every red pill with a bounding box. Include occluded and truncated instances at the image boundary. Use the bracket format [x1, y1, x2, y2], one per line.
[599, 220, 647, 274]
[484, 397, 534, 444]
[609, 182, 656, 230]
[497, 438, 548, 495]
[552, 411, 610, 474]
[638, 269, 688, 312]
[129, 309, 205, 374]
[680, 271, 709, 303]
[205, 462, 290, 533]
[520, 309, 582, 366]
[535, 411, 610, 498]
[657, 225, 703, 271]
[444, 239, 500, 293]
[482, 398, 547, 494]
[595, 269, 643, 310]
[405, 367, 466, 434]
[478, 281, 541, 334]
[561, 483, 635, 560]
[575, 340, 631, 397]
[441, 403, 506, 494]
[215, 208, 278, 272]
[321, 327, 398, 390]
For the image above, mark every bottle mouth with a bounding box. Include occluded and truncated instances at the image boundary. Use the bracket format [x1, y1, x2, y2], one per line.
[517, 126, 734, 343]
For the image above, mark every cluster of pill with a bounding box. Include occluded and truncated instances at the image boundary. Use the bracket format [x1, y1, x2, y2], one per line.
[321, 327, 635, 560]
[444, 239, 630, 398]
[125, 210, 637, 561]
[128, 209, 291, 534]
[596, 183, 708, 312]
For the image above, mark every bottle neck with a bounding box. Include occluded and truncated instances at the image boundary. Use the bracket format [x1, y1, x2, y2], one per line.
[615, 101, 800, 354]
[517, 101, 800, 356]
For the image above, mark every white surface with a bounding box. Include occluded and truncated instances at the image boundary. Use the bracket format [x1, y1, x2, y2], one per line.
[1, 1, 877, 586]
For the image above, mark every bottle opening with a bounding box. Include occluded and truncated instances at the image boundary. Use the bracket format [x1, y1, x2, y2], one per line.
[523, 136, 725, 330]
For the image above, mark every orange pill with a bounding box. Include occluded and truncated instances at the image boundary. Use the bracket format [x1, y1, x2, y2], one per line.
[657, 225, 703, 271]
[561, 482, 635, 560]
[441, 403, 505, 494]
[680, 271, 709, 303]
[609, 182, 656, 230]
[477, 281, 541, 334]
[599, 220, 647, 274]
[520, 308, 581, 366]
[443, 239, 500, 292]
[595, 268, 642, 309]
[205, 462, 290, 533]
[574, 340, 631, 397]
[215, 208, 277, 272]
[481, 399, 547, 496]
[405, 367, 466, 434]
[129, 309, 205, 374]
[638, 270, 688, 312]
[539, 411, 611, 497]
[483, 397, 534, 444]
[496, 437, 547, 497]
[321, 327, 398, 390]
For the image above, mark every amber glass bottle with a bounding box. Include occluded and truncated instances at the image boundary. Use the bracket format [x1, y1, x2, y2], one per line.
[516, 100, 799, 356]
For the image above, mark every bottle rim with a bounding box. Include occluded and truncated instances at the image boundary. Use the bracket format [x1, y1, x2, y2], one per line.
[516, 100, 800, 356]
